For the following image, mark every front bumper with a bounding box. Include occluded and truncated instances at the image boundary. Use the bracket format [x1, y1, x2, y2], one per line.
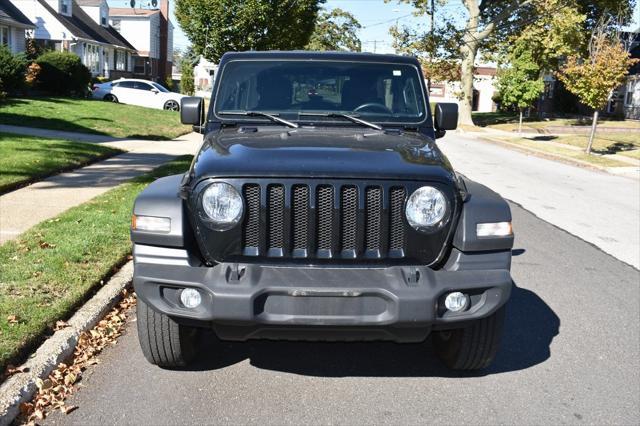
[133, 244, 512, 343]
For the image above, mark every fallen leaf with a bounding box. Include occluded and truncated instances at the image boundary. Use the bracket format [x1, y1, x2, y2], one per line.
[54, 321, 69, 331]
[60, 405, 78, 415]
[5, 365, 29, 376]
[7, 315, 18, 325]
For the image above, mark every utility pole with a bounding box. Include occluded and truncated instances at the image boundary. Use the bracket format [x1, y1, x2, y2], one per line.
[427, 0, 435, 93]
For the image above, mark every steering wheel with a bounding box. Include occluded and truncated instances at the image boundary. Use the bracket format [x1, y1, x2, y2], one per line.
[353, 102, 392, 114]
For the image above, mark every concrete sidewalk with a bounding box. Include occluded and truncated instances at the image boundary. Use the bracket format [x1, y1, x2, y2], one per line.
[0, 130, 201, 243]
[0, 124, 201, 154]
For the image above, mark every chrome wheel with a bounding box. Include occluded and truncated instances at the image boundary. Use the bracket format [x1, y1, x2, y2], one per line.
[164, 100, 180, 111]
[104, 94, 118, 103]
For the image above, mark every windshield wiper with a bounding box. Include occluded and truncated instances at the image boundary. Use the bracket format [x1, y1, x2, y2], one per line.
[218, 110, 299, 128]
[299, 112, 383, 131]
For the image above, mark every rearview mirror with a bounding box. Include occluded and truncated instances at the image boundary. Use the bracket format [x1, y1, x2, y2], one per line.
[181, 97, 205, 130]
[434, 103, 458, 138]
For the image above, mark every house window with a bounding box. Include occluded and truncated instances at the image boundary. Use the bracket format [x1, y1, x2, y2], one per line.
[0, 26, 10, 47]
[59, 0, 71, 15]
[626, 79, 639, 106]
[84, 44, 100, 73]
[114, 50, 127, 71]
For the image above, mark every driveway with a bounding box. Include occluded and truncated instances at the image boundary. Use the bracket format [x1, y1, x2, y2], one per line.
[42, 134, 640, 425]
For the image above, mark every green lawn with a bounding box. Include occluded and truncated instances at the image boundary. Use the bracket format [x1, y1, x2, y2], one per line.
[0, 156, 192, 373]
[0, 97, 192, 140]
[0, 133, 123, 194]
[472, 112, 640, 131]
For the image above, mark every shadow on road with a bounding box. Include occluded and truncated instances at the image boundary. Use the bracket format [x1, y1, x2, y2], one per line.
[188, 282, 559, 377]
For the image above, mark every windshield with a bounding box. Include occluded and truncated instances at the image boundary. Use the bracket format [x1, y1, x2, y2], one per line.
[152, 83, 170, 93]
[214, 60, 428, 124]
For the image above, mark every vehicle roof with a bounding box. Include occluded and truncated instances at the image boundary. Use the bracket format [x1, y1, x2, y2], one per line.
[114, 78, 160, 83]
[220, 50, 421, 65]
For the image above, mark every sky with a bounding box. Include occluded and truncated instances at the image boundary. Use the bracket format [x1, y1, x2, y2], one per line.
[107, 0, 640, 55]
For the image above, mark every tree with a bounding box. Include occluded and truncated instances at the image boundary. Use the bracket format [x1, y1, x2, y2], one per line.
[306, 8, 362, 52]
[495, 47, 544, 134]
[389, 0, 636, 126]
[175, 0, 323, 63]
[557, 24, 638, 154]
[180, 48, 198, 96]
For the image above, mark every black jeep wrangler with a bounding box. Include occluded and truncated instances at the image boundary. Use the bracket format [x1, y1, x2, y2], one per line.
[131, 51, 513, 370]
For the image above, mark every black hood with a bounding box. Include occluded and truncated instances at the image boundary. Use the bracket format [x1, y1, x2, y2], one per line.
[190, 126, 456, 185]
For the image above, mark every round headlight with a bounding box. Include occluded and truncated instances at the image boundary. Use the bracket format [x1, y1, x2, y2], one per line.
[201, 182, 243, 230]
[405, 186, 448, 231]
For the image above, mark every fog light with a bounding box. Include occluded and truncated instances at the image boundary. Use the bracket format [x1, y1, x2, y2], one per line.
[180, 288, 201, 309]
[444, 292, 468, 312]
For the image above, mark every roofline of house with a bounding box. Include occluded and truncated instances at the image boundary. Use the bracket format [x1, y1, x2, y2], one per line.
[70, 35, 137, 52]
[0, 17, 36, 29]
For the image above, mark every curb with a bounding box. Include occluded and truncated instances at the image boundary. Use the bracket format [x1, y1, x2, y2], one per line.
[0, 261, 134, 425]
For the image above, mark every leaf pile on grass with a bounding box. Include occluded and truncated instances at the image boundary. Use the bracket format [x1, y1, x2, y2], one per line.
[0, 155, 193, 372]
[0, 97, 191, 140]
[18, 290, 136, 424]
[0, 133, 123, 194]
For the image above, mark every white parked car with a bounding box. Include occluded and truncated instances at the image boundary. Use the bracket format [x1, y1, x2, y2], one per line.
[92, 78, 186, 111]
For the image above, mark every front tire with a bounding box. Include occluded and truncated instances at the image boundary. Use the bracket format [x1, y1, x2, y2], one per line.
[163, 100, 180, 111]
[104, 94, 118, 103]
[432, 306, 506, 370]
[136, 298, 198, 368]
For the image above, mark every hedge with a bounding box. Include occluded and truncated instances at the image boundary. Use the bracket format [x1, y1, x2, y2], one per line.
[35, 51, 91, 95]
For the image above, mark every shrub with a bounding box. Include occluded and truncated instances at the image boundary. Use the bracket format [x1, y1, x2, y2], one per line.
[0, 45, 27, 94]
[35, 51, 91, 95]
[25, 63, 41, 88]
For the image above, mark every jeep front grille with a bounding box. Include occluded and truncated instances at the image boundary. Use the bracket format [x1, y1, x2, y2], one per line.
[240, 182, 407, 260]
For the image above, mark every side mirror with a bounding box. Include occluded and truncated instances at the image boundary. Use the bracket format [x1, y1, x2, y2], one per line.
[434, 102, 458, 138]
[181, 97, 205, 131]
[151, 88, 159, 93]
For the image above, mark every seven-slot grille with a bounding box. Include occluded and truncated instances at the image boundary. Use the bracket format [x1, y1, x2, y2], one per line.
[241, 183, 407, 259]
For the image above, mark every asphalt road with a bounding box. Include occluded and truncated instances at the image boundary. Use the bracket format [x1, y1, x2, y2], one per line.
[42, 134, 640, 425]
[439, 133, 640, 269]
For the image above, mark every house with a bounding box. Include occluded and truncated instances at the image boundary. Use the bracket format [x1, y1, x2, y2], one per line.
[621, 31, 640, 120]
[428, 66, 498, 113]
[109, 1, 173, 82]
[11, 0, 136, 78]
[0, 0, 35, 53]
[193, 55, 217, 95]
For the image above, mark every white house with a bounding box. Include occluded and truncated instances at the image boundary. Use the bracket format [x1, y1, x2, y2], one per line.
[109, 2, 173, 82]
[428, 66, 498, 113]
[0, 0, 35, 54]
[10, 0, 136, 78]
[193, 55, 217, 96]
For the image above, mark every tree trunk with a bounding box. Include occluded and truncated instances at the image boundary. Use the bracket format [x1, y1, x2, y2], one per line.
[586, 110, 598, 154]
[518, 109, 523, 135]
[458, 45, 477, 126]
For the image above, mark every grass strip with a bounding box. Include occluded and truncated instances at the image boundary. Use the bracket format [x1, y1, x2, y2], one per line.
[0, 155, 193, 372]
[492, 136, 630, 167]
[0, 133, 123, 194]
[0, 97, 191, 140]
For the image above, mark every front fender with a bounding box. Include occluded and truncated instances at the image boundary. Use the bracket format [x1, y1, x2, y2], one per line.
[131, 174, 193, 247]
[452, 177, 514, 252]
